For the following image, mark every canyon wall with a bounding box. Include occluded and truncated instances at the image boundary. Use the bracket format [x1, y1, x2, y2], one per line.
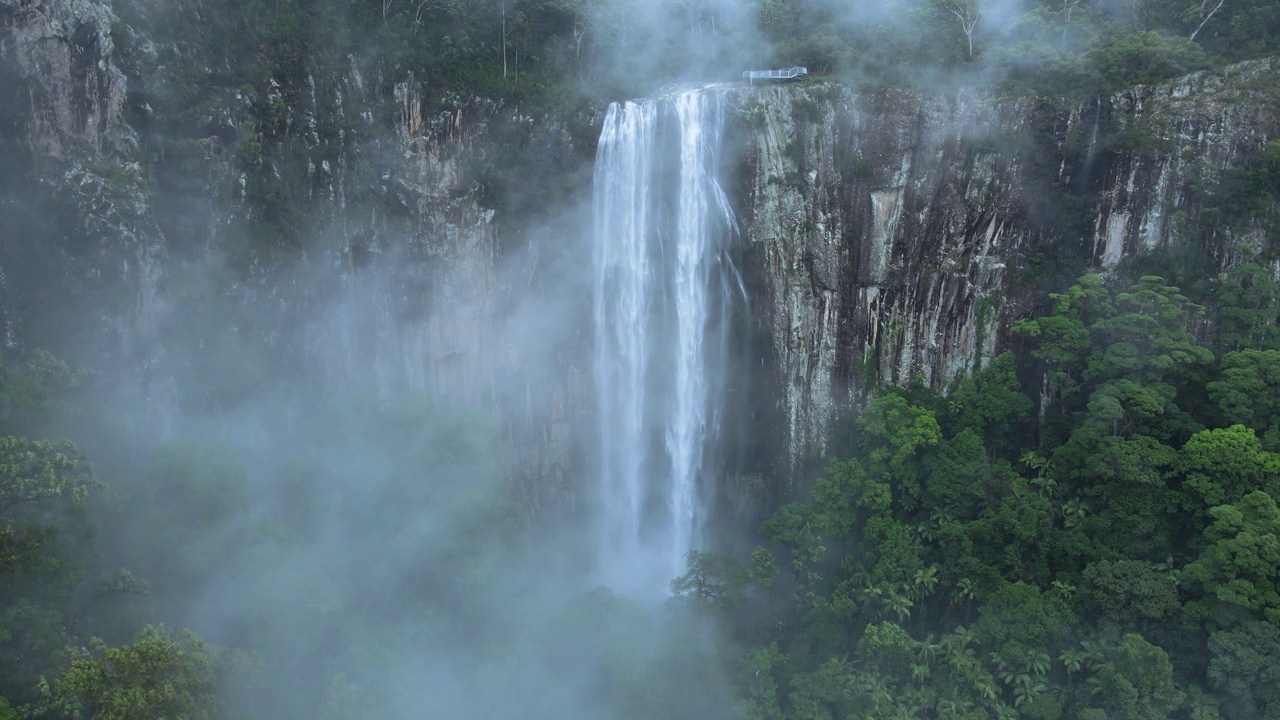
[2, 0, 1276, 510]
[732, 61, 1277, 480]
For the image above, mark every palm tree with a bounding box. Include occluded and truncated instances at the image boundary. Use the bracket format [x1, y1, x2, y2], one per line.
[993, 700, 1019, 720]
[935, 697, 975, 718]
[1079, 639, 1107, 672]
[915, 512, 954, 542]
[1012, 675, 1051, 709]
[952, 625, 978, 648]
[1058, 648, 1088, 678]
[1050, 580, 1077, 601]
[990, 651, 1012, 677]
[917, 635, 944, 664]
[1153, 555, 1182, 583]
[912, 565, 941, 601]
[1062, 497, 1089, 529]
[976, 677, 999, 703]
[1025, 650, 1051, 677]
[887, 591, 914, 623]
[856, 674, 895, 713]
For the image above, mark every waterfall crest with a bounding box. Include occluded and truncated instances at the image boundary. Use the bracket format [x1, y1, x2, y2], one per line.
[592, 87, 741, 596]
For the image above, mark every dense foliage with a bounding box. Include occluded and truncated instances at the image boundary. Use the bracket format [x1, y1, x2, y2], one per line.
[117, 0, 1280, 110]
[670, 265, 1280, 719]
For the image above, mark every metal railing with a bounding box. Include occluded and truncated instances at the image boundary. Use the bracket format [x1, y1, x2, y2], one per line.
[743, 67, 809, 83]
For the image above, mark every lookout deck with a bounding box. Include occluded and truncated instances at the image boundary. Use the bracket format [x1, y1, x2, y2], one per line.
[743, 66, 808, 84]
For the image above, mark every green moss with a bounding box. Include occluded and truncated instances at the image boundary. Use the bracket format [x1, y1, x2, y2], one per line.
[236, 134, 263, 167]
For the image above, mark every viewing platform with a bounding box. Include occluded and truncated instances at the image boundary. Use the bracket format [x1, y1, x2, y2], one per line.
[743, 67, 809, 84]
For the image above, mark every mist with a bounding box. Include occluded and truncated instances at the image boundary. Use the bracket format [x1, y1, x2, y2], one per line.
[3, 0, 1279, 718]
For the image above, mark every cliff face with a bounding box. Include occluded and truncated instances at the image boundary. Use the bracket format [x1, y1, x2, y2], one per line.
[1, 0, 128, 161]
[3, 0, 1277, 510]
[737, 85, 1031, 470]
[1093, 61, 1278, 269]
[735, 60, 1278, 476]
[1, 0, 162, 358]
[0, 0, 591, 509]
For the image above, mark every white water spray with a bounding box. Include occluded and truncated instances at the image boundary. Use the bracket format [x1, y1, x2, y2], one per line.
[592, 87, 741, 596]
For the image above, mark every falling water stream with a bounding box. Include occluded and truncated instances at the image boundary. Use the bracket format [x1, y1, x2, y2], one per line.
[592, 86, 741, 596]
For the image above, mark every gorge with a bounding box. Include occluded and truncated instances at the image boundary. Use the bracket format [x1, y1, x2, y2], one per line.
[2, 0, 1275, 517]
[3, 0, 1279, 717]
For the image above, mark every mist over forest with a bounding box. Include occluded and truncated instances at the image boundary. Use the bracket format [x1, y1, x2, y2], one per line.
[1, 0, 1279, 718]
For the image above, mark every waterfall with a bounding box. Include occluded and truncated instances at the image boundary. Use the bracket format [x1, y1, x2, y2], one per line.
[591, 87, 741, 596]
[1084, 95, 1102, 172]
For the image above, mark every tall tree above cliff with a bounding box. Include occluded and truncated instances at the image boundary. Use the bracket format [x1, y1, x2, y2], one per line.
[934, 0, 983, 59]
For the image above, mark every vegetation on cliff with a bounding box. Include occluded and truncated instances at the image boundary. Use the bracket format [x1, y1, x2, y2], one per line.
[690, 266, 1280, 719]
[2, 0, 1279, 719]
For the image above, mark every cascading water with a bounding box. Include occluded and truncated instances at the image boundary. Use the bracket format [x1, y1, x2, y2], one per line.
[1084, 95, 1102, 171]
[592, 86, 742, 596]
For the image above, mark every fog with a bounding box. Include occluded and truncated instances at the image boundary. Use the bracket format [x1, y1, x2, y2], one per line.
[50, 15, 753, 708]
[8, 2, 1016, 716]
[6, 0, 1270, 716]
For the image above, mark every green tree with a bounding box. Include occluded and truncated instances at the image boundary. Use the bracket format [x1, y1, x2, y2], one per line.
[923, 429, 991, 517]
[857, 621, 915, 677]
[975, 583, 1074, 667]
[672, 550, 750, 610]
[737, 642, 785, 720]
[948, 351, 1035, 457]
[810, 458, 884, 539]
[858, 394, 942, 507]
[1215, 264, 1280, 351]
[1081, 559, 1181, 624]
[0, 438, 97, 525]
[1177, 425, 1280, 516]
[1085, 30, 1207, 88]
[1183, 491, 1280, 627]
[1085, 634, 1185, 720]
[26, 627, 216, 720]
[1111, 277, 1213, 372]
[0, 437, 100, 703]
[786, 656, 865, 720]
[1208, 351, 1280, 445]
[1207, 621, 1280, 720]
[1013, 273, 1112, 402]
[1053, 428, 1176, 558]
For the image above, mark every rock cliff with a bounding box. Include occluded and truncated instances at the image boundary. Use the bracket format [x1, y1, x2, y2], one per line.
[1, 0, 591, 509]
[2, 0, 1276, 509]
[732, 61, 1277, 479]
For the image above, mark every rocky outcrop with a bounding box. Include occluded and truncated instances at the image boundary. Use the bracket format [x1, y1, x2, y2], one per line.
[1093, 60, 1279, 269]
[149, 53, 593, 510]
[1, 0, 130, 161]
[1, 0, 592, 509]
[737, 85, 1029, 468]
[0, 0, 163, 370]
[4, 0, 1277, 513]
[733, 59, 1278, 475]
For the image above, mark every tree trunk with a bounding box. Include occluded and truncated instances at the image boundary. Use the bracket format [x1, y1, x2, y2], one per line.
[1190, 0, 1226, 40]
